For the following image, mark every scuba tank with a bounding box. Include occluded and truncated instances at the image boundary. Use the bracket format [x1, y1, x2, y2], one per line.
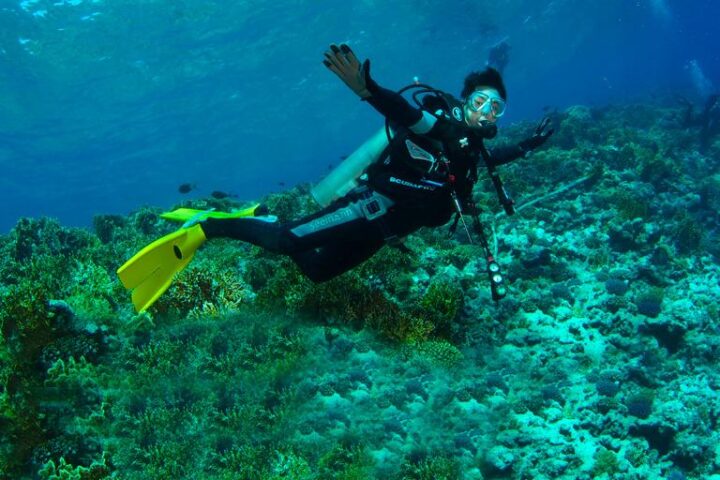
[311, 127, 391, 207]
[312, 82, 452, 208]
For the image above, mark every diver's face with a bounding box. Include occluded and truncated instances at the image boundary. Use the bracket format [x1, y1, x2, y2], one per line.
[464, 87, 505, 126]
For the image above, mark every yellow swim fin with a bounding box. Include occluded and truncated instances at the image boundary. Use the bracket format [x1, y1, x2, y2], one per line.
[117, 224, 207, 313]
[160, 204, 265, 224]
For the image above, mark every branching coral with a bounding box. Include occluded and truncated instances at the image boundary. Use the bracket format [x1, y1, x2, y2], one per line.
[8, 217, 97, 264]
[317, 443, 372, 480]
[1, 280, 54, 362]
[404, 339, 464, 368]
[65, 260, 121, 322]
[671, 214, 703, 254]
[92, 215, 127, 244]
[399, 454, 461, 480]
[45, 357, 99, 393]
[591, 448, 620, 477]
[277, 269, 409, 338]
[151, 266, 250, 318]
[418, 281, 464, 337]
[612, 189, 650, 220]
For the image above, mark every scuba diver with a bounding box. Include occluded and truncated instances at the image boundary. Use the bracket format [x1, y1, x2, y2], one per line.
[680, 94, 719, 152]
[487, 39, 511, 74]
[118, 43, 553, 312]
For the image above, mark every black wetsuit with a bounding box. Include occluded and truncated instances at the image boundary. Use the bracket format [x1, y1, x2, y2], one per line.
[201, 82, 526, 282]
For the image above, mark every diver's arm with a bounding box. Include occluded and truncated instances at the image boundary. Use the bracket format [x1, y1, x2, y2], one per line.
[488, 145, 526, 166]
[323, 43, 436, 134]
[491, 117, 554, 166]
[364, 83, 438, 133]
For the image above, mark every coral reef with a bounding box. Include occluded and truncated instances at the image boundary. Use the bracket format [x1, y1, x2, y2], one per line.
[2, 99, 719, 479]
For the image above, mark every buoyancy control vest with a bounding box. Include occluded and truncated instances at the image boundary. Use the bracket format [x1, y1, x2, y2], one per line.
[312, 84, 505, 211]
[363, 90, 490, 205]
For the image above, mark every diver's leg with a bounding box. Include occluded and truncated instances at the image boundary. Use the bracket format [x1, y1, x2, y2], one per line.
[200, 195, 380, 254]
[201, 212, 384, 282]
[201, 215, 289, 252]
[200, 189, 396, 281]
[290, 232, 385, 282]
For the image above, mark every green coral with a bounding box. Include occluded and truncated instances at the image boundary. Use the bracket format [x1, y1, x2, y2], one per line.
[271, 268, 415, 340]
[357, 243, 419, 296]
[672, 213, 703, 254]
[252, 257, 308, 311]
[242, 252, 286, 292]
[268, 450, 312, 479]
[419, 281, 464, 337]
[399, 454, 461, 479]
[586, 245, 612, 269]
[1, 284, 107, 476]
[45, 356, 99, 391]
[612, 189, 649, 220]
[407, 339, 464, 368]
[141, 441, 198, 478]
[0, 279, 54, 476]
[591, 448, 620, 477]
[39, 457, 87, 480]
[213, 445, 271, 479]
[151, 266, 250, 318]
[443, 243, 481, 270]
[132, 339, 189, 378]
[317, 443, 372, 480]
[636, 150, 680, 184]
[251, 250, 464, 345]
[1, 275, 54, 361]
[8, 217, 97, 263]
[92, 214, 127, 244]
[105, 315, 310, 479]
[132, 208, 162, 236]
[38, 454, 110, 480]
[65, 260, 121, 322]
[0, 222, 114, 477]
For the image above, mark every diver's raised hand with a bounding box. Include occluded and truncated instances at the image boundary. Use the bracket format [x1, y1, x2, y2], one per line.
[323, 43, 373, 99]
[519, 117, 554, 154]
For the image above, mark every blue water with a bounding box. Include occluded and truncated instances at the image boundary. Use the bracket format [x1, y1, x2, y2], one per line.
[0, 0, 717, 233]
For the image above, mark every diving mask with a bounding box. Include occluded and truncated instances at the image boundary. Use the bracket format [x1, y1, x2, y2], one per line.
[467, 88, 506, 118]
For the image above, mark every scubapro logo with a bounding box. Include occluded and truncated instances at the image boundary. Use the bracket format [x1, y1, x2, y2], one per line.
[303, 209, 354, 231]
[390, 177, 436, 191]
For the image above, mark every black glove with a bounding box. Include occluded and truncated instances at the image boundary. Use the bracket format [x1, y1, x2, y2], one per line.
[323, 43, 375, 99]
[518, 117, 554, 154]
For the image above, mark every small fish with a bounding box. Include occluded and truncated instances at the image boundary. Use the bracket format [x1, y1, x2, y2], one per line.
[278, 182, 286, 187]
[178, 183, 195, 194]
[339, 155, 348, 160]
[210, 190, 237, 199]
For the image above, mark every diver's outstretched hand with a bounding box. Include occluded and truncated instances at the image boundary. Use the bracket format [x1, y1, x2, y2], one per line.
[519, 117, 554, 153]
[323, 43, 373, 99]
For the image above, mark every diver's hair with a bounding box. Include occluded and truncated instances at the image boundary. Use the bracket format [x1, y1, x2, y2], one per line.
[461, 67, 507, 101]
